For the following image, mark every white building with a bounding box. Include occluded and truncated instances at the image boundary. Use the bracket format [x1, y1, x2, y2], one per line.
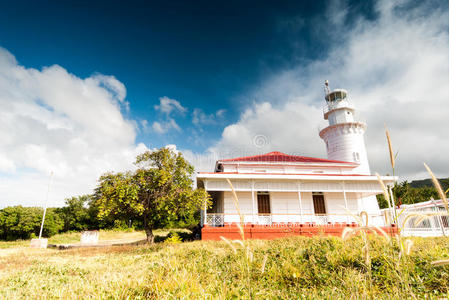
[198, 83, 396, 231]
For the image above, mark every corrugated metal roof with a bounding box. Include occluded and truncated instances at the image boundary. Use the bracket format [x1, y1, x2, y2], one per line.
[219, 151, 354, 164]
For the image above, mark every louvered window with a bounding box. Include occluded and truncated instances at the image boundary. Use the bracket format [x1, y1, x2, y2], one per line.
[257, 192, 271, 214]
[313, 194, 326, 215]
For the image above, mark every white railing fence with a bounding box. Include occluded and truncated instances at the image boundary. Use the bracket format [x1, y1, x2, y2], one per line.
[396, 207, 449, 237]
[203, 213, 384, 227]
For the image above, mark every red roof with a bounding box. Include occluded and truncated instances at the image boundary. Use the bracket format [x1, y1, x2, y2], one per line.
[219, 151, 354, 164]
[198, 172, 368, 176]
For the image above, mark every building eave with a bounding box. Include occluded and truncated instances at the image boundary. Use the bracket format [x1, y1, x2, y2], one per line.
[197, 172, 397, 183]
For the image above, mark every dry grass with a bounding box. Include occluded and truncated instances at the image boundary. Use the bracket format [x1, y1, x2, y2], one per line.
[0, 229, 183, 250]
[424, 162, 449, 212]
[385, 124, 396, 170]
[0, 235, 449, 299]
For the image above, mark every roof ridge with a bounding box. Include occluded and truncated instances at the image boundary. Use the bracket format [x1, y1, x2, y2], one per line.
[218, 151, 354, 164]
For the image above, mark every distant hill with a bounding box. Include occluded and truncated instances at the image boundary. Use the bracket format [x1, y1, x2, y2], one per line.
[409, 178, 449, 191]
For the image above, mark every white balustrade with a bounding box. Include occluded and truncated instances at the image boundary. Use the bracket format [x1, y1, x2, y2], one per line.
[258, 214, 272, 225]
[206, 214, 224, 227]
[204, 213, 386, 226]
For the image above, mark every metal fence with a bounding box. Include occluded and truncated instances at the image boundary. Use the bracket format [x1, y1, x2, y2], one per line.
[395, 206, 449, 237]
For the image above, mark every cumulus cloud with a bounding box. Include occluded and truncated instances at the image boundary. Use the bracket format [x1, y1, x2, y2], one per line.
[152, 96, 186, 134]
[0, 47, 147, 207]
[208, 0, 449, 180]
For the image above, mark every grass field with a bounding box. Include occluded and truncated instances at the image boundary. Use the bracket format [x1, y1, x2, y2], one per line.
[1, 231, 449, 299]
[0, 229, 187, 249]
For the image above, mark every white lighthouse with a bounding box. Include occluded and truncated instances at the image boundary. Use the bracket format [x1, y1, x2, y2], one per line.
[319, 81, 382, 218]
[319, 81, 371, 175]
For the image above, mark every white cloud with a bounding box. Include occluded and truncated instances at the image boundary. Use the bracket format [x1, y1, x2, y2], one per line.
[152, 96, 186, 134]
[192, 108, 226, 126]
[154, 96, 186, 115]
[152, 119, 181, 134]
[208, 0, 449, 180]
[0, 47, 148, 207]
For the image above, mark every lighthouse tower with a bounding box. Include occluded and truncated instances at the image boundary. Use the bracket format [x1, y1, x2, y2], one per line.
[319, 81, 371, 175]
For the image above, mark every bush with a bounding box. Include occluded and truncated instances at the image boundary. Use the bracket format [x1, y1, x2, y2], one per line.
[164, 232, 183, 244]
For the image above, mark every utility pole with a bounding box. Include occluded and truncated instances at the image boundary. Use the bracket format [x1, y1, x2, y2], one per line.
[39, 171, 54, 239]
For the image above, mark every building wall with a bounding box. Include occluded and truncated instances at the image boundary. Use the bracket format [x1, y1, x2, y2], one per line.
[222, 164, 355, 175]
[218, 190, 369, 224]
[222, 191, 254, 223]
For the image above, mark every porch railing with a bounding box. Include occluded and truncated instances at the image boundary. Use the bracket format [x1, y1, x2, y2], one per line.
[204, 213, 385, 227]
[206, 214, 225, 227]
[258, 214, 272, 225]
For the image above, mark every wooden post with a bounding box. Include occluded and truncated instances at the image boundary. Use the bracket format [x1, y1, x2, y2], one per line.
[297, 182, 303, 223]
[342, 181, 349, 223]
[251, 180, 256, 224]
[203, 179, 208, 226]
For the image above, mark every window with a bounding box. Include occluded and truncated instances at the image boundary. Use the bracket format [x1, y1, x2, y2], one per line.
[257, 192, 271, 214]
[312, 193, 326, 215]
[353, 152, 360, 162]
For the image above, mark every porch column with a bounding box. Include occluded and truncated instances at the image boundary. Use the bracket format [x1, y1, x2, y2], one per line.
[297, 182, 303, 223]
[357, 192, 362, 214]
[251, 180, 256, 224]
[342, 181, 349, 223]
[204, 179, 208, 225]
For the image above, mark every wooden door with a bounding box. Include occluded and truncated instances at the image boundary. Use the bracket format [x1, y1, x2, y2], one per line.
[313, 194, 326, 215]
[257, 194, 271, 214]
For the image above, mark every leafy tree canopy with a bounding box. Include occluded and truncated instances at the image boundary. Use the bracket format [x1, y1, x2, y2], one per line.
[0, 206, 62, 240]
[377, 179, 449, 209]
[94, 148, 210, 243]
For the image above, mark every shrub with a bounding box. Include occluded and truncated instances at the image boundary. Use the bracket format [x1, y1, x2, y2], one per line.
[164, 232, 183, 244]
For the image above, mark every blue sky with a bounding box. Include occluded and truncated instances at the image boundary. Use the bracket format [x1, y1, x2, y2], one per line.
[1, 0, 449, 206]
[0, 0, 375, 151]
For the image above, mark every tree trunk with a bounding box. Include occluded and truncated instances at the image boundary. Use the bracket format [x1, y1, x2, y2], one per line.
[145, 227, 154, 244]
[143, 214, 154, 244]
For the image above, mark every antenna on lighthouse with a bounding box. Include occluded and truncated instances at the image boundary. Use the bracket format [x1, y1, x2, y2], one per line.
[324, 80, 331, 102]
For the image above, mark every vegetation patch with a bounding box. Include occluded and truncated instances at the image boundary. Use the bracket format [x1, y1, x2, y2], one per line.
[1, 235, 448, 298]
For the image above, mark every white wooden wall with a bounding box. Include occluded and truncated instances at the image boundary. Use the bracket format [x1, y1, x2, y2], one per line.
[219, 191, 363, 224]
[205, 179, 382, 194]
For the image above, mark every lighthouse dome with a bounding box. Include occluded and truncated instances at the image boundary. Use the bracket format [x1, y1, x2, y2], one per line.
[325, 89, 348, 102]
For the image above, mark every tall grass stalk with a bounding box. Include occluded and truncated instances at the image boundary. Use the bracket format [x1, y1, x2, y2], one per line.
[376, 172, 393, 224]
[423, 163, 448, 213]
[376, 131, 419, 297]
[225, 178, 255, 298]
[385, 125, 398, 221]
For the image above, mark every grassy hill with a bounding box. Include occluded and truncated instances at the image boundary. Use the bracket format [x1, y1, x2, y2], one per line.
[1, 231, 449, 298]
[409, 178, 449, 191]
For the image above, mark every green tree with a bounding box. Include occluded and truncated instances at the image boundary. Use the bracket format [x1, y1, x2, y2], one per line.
[57, 195, 91, 231]
[377, 180, 441, 209]
[0, 206, 63, 240]
[94, 148, 210, 243]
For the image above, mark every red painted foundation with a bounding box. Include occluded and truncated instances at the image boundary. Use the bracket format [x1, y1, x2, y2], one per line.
[201, 223, 398, 240]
